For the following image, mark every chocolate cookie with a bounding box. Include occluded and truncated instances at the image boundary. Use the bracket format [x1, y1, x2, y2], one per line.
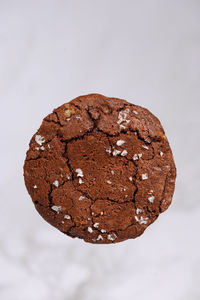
[24, 94, 176, 244]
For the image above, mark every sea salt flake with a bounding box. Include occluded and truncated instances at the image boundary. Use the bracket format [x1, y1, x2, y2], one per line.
[107, 180, 112, 184]
[139, 216, 148, 225]
[111, 170, 115, 175]
[53, 180, 59, 187]
[51, 206, 62, 213]
[93, 223, 99, 228]
[129, 177, 132, 181]
[40, 146, 45, 151]
[33, 185, 38, 189]
[88, 227, 93, 233]
[61, 221, 65, 224]
[96, 235, 103, 241]
[76, 116, 81, 119]
[107, 233, 117, 241]
[120, 124, 126, 130]
[121, 150, 128, 156]
[136, 208, 143, 214]
[142, 145, 149, 150]
[100, 211, 104, 215]
[135, 215, 148, 225]
[117, 108, 130, 124]
[145, 137, 151, 143]
[106, 148, 112, 154]
[66, 174, 71, 180]
[35, 135, 45, 146]
[79, 178, 83, 184]
[148, 196, 155, 203]
[64, 215, 71, 219]
[133, 110, 138, 115]
[101, 229, 106, 233]
[116, 140, 125, 146]
[47, 144, 51, 149]
[66, 118, 71, 121]
[141, 173, 148, 180]
[79, 196, 85, 200]
[148, 190, 154, 195]
[35, 147, 40, 150]
[75, 168, 84, 177]
[113, 149, 121, 156]
[133, 153, 142, 160]
[160, 151, 164, 156]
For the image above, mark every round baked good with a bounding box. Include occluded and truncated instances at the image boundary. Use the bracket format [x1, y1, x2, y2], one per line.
[24, 94, 176, 244]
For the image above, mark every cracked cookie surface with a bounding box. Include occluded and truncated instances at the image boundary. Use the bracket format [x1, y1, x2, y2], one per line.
[24, 94, 176, 244]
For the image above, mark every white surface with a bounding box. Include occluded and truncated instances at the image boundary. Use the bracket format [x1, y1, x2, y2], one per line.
[0, 1, 200, 299]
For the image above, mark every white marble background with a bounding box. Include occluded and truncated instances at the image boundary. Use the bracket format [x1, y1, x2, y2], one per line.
[0, 1, 200, 299]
